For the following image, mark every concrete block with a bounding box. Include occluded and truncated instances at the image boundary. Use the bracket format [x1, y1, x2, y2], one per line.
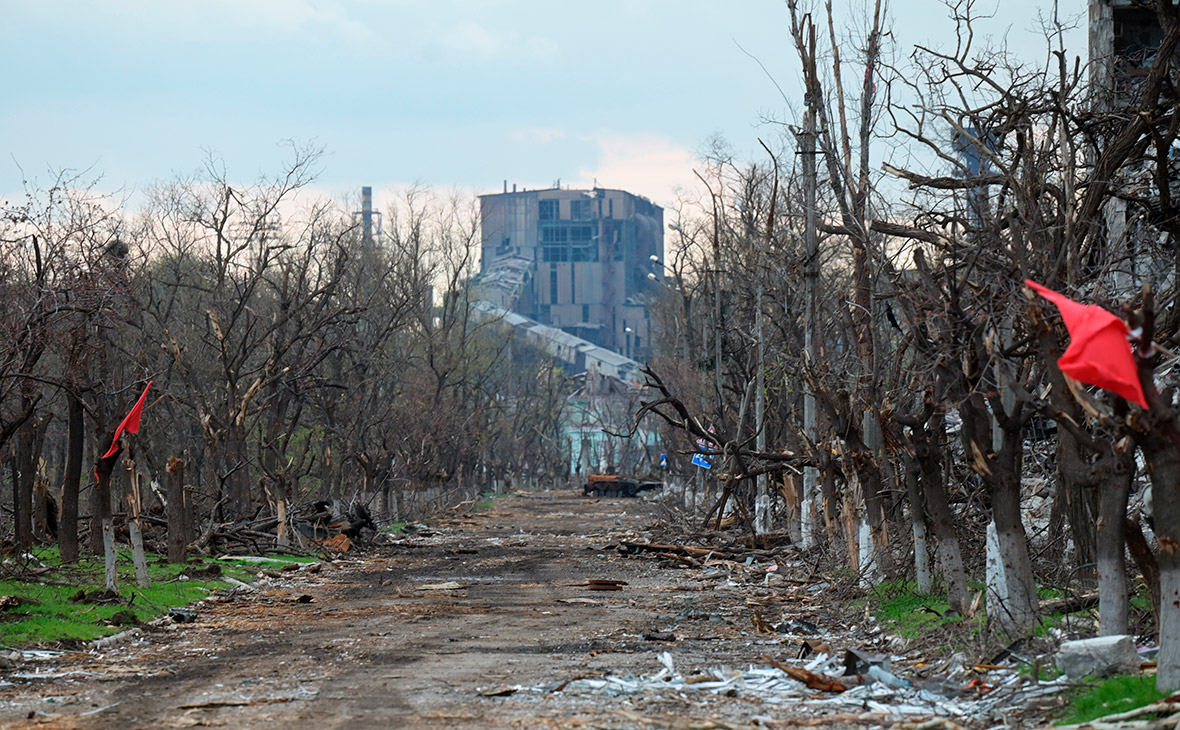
[1056, 635, 1140, 678]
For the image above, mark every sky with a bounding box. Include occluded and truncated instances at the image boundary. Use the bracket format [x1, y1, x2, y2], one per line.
[1, 0, 1085, 213]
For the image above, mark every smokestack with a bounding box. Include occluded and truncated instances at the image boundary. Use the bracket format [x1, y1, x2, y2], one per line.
[503, 180, 508, 193]
[361, 186, 373, 244]
[512, 183, 517, 193]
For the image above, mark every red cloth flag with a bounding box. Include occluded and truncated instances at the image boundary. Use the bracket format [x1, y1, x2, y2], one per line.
[1025, 280, 1148, 408]
[101, 381, 153, 459]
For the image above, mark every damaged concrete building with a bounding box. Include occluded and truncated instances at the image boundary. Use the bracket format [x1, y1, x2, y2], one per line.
[476, 185, 663, 363]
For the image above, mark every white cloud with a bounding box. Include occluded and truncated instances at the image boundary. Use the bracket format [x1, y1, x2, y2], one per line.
[511, 127, 566, 144]
[437, 19, 503, 54]
[430, 19, 556, 60]
[574, 133, 699, 209]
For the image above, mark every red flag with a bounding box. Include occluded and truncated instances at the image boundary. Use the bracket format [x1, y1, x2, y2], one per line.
[1025, 281, 1148, 408]
[101, 381, 153, 459]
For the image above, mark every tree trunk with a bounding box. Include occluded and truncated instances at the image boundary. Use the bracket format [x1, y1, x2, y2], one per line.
[1096, 452, 1133, 635]
[126, 463, 150, 588]
[860, 411, 894, 575]
[1057, 429, 1099, 586]
[1126, 515, 1161, 627]
[989, 429, 1040, 636]
[12, 420, 35, 548]
[819, 447, 839, 539]
[95, 454, 118, 593]
[903, 451, 933, 594]
[59, 392, 84, 563]
[1139, 436, 1180, 690]
[913, 416, 969, 615]
[166, 456, 187, 563]
[224, 423, 248, 517]
[275, 483, 289, 547]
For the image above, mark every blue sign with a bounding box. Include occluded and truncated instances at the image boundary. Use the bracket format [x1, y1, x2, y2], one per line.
[660, 453, 667, 467]
[693, 425, 717, 469]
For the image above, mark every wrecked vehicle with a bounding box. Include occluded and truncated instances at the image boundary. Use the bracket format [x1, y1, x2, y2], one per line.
[583, 474, 663, 498]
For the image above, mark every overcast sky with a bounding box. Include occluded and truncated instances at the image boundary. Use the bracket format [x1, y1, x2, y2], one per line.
[1, 0, 1084, 211]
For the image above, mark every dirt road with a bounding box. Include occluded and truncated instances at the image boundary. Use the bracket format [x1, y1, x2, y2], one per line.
[1, 489, 1062, 729]
[1, 490, 816, 729]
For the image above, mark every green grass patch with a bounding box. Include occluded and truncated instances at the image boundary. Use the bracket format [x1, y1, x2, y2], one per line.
[867, 580, 965, 638]
[384, 522, 408, 535]
[0, 577, 218, 645]
[1057, 675, 1166, 725]
[474, 490, 513, 510]
[0, 548, 314, 648]
[475, 495, 496, 510]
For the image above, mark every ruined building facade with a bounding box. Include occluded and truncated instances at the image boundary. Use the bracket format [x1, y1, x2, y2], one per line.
[476, 186, 663, 362]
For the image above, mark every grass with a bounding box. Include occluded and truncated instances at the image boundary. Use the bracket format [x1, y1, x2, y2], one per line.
[475, 494, 496, 510]
[384, 522, 408, 535]
[0, 547, 314, 647]
[1057, 675, 1167, 725]
[866, 580, 968, 638]
[869, 580, 1115, 643]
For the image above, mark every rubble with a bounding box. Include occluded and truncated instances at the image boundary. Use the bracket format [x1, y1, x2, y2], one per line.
[1056, 635, 1141, 678]
[518, 650, 1072, 722]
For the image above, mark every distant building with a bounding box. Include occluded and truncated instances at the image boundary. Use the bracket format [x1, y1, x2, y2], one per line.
[1088, 1, 1179, 292]
[1089, 0, 1176, 109]
[476, 186, 663, 362]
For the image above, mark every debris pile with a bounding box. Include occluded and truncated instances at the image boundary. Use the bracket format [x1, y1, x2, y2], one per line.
[169, 501, 378, 555]
[509, 649, 1071, 723]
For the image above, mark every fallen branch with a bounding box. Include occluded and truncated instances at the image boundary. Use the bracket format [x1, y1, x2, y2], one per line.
[1039, 591, 1100, 615]
[1053, 700, 1180, 730]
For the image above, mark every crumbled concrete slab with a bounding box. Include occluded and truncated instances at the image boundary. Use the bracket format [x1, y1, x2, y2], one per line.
[1056, 635, 1140, 678]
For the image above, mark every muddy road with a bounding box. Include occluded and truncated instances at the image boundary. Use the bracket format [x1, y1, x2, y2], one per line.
[0, 490, 1058, 729]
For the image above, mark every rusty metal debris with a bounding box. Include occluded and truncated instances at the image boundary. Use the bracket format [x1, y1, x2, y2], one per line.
[760, 655, 847, 692]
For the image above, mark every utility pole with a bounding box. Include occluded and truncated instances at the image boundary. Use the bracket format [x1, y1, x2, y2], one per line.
[801, 103, 819, 549]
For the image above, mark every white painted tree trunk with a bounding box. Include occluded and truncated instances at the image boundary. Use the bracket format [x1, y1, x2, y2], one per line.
[1142, 445, 1180, 691]
[858, 519, 879, 588]
[102, 518, 119, 593]
[1096, 460, 1131, 635]
[127, 466, 149, 587]
[986, 520, 1009, 621]
[913, 512, 932, 594]
[904, 460, 933, 593]
[1159, 560, 1180, 690]
[801, 467, 817, 548]
[128, 521, 150, 587]
[755, 493, 771, 535]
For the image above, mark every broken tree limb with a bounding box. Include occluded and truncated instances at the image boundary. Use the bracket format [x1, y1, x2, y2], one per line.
[1038, 591, 1100, 615]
